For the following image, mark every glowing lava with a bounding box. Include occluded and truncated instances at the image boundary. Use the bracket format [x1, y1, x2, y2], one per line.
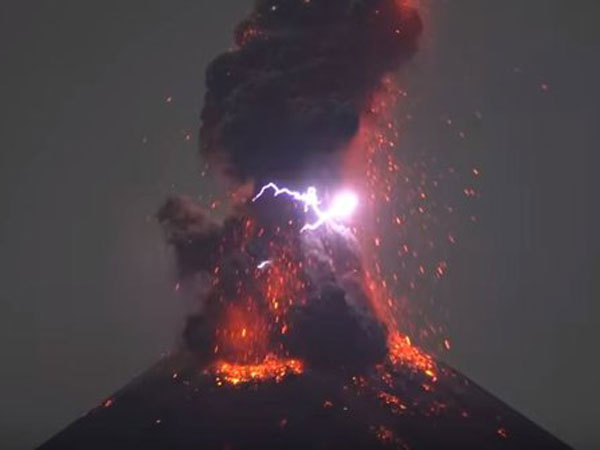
[252, 182, 359, 232]
[213, 354, 304, 386]
[387, 332, 437, 380]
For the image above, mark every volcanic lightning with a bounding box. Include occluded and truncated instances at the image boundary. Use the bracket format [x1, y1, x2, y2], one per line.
[252, 182, 359, 232]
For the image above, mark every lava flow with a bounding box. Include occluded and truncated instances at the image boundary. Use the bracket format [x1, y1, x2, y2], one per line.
[212, 354, 304, 386]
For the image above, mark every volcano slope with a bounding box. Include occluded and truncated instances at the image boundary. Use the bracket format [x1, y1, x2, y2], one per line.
[39, 349, 569, 450]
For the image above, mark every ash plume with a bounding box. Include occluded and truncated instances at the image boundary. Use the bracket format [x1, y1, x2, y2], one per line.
[159, 0, 422, 372]
[201, 0, 422, 182]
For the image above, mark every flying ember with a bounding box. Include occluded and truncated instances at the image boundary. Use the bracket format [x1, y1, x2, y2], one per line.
[252, 182, 359, 232]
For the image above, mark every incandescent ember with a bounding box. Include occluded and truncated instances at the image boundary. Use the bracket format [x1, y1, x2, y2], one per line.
[212, 354, 304, 386]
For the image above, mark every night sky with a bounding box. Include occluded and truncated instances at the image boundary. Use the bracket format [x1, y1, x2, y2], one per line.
[1, 1, 599, 449]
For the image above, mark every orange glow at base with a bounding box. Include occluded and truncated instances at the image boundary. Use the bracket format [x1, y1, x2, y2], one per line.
[212, 354, 304, 386]
[387, 332, 437, 380]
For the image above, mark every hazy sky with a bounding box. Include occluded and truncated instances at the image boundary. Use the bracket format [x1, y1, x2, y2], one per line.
[1, 1, 599, 449]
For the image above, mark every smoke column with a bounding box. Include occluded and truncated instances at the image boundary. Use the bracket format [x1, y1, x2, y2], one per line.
[158, 0, 423, 376]
[201, 0, 422, 182]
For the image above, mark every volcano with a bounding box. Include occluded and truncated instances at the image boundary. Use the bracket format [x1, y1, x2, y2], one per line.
[38, 202, 570, 450]
[39, 349, 568, 450]
[39, 2, 570, 448]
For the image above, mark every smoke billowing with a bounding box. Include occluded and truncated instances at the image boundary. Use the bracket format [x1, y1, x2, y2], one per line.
[159, 0, 422, 373]
[201, 0, 422, 182]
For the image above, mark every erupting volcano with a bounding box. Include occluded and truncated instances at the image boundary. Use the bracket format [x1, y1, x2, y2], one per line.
[41, 1, 569, 449]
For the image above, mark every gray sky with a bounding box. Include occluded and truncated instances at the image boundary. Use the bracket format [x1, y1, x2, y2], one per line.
[0, 1, 598, 449]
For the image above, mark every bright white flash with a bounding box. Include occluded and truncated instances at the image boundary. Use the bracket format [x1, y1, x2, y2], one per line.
[257, 260, 272, 270]
[329, 191, 359, 219]
[252, 182, 358, 232]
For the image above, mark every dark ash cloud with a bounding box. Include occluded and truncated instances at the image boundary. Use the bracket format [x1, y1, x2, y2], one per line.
[200, 0, 422, 182]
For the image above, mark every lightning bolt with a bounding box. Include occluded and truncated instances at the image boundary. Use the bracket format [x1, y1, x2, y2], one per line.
[252, 182, 358, 232]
